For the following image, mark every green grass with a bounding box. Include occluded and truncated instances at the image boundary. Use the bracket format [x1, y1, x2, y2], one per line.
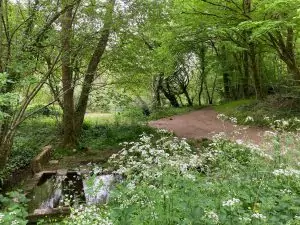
[79, 122, 158, 151]
[118, 106, 203, 124]
[213, 99, 256, 115]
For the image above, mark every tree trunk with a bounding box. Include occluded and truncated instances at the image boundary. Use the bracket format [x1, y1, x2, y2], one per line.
[198, 68, 205, 105]
[244, 0, 264, 99]
[0, 0, 4, 72]
[75, 0, 115, 134]
[162, 78, 180, 107]
[182, 88, 193, 106]
[243, 51, 250, 97]
[204, 78, 213, 104]
[166, 93, 180, 107]
[249, 43, 264, 99]
[223, 72, 231, 99]
[210, 72, 218, 103]
[61, 0, 76, 148]
[0, 121, 14, 170]
[0, 139, 13, 170]
[161, 89, 180, 107]
[197, 43, 207, 106]
[152, 75, 162, 109]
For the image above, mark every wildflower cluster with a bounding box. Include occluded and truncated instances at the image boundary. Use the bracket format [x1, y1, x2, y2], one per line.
[258, 115, 300, 131]
[62, 128, 300, 225]
[204, 210, 219, 224]
[272, 168, 300, 178]
[63, 205, 112, 225]
[222, 198, 241, 207]
[108, 133, 202, 180]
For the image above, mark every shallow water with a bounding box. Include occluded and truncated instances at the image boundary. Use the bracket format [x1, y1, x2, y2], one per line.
[27, 171, 118, 215]
[83, 174, 115, 205]
[28, 172, 85, 214]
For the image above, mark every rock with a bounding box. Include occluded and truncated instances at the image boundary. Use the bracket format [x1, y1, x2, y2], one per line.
[49, 160, 59, 165]
[31, 145, 53, 174]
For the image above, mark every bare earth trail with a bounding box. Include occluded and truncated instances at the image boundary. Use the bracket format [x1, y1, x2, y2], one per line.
[149, 107, 267, 145]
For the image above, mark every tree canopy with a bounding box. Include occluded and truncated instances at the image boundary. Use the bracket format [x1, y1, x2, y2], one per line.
[0, 0, 300, 169]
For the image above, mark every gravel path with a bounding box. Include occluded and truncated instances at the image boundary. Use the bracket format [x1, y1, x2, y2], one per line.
[149, 107, 267, 145]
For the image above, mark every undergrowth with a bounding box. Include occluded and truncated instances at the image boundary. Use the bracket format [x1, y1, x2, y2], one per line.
[118, 106, 202, 123]
[2, 106, 187, 187]
[79, 122, 158, 151]
[57, 128, 300, 225]
[0, 117, 58, 187]
[214, 96, 300, 130]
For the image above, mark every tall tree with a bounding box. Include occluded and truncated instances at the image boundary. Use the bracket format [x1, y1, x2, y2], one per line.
[74, 0, 116, 133]
[61, 0, 76, 148]
[0, 0, 68, 169]
[61, 0, 116, 148]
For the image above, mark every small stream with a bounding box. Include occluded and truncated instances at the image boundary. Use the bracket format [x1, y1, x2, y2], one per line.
[83, 174, 115, 205]
[27, 170, 119, 217]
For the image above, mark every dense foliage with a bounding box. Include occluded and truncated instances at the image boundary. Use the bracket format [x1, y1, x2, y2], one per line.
[1, 0, 300, 224]
[58, 127, 300, 225]
[0, 0, 300, 169]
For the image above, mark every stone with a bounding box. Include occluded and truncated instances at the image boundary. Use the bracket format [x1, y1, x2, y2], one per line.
[56, 169, 68, 176]
[49, 160, 59, 165]
[31, 145, 52, 174]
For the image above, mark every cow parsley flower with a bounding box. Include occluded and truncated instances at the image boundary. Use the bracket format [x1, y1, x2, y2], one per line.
[245, 116, 254, 123]
[222, 198, 240, 207]
[251, 213, 266, 220]
[272, 168, 300, 178]
[204, 210, 219, 224]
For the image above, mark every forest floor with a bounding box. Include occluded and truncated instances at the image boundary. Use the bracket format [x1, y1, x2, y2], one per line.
[149, 106, 267, 145]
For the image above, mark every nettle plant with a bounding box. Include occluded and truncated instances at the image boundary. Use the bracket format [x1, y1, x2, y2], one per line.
[62, 130, 300, 225]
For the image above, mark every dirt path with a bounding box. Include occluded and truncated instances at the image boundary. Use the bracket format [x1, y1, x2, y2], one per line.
[149, 107, 267, 145]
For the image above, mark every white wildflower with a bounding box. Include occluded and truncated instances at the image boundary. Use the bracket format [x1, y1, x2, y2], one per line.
[222, 198, 240, 207]
[280, 189, 292, 194]
[217, 113, 227, 121]
[251, 213, 266, 220]
[184, 173, 196, 181]
[236, 139, 244, 145]
[263, 130, 277, 137]
[272, 168, 300, 178]
[205, 210, 219, 224]
[245, 116, 254, 123]
[239, 216, 251, 223]
[229, 117, 237, 124]
[126, 182, 136, 191]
